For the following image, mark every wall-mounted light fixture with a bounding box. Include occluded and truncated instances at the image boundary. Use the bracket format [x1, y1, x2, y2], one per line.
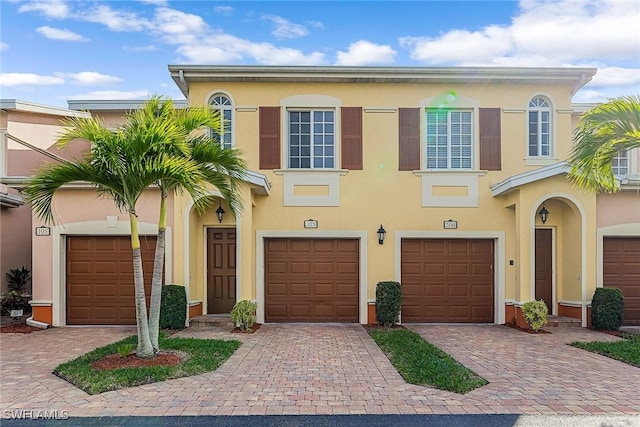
[377, 225, 386, 245]
[216, 201, 225, 223]
[538, 204, 549, 224]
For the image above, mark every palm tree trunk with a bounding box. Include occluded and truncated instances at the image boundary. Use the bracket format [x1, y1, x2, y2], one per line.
[148, 196, 167, 351]
[130, 213, 154, 358]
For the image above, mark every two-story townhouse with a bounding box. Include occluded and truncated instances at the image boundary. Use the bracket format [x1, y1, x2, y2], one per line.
[161, 65, 599, 327]
[16, 66, 639, 329]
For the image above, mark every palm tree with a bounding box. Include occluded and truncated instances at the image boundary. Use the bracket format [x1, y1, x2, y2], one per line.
[126, 97, 247, 351]
[568, 95, 640, 193]
[23, 113, 208, 358]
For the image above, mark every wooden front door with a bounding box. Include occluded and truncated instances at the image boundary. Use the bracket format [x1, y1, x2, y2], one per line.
[535, 229, 553, 314]
[207, 228, 236, 314]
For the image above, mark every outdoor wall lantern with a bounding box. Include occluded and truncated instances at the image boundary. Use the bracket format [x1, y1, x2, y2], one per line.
[216, 201, 225, 223]
[538, 205, 549, 224]
[377, 225, 387, 245]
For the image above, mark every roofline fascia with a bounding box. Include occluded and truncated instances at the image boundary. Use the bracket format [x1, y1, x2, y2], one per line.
[0, 99, 91, 118]
[491, 162, 570, 197]
[67, 99, 188, 111]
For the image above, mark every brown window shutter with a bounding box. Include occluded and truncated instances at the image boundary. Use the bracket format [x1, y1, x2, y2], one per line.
[479, 108, 501, 171]
[399, 108, 420, 171]
[341, 107, 363, 170]
[259, 107, 281, 169]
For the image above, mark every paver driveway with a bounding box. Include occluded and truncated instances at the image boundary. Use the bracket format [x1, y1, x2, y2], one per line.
[0, 324, 639, 417]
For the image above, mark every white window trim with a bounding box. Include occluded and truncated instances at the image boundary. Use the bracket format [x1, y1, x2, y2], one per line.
[206, 90, 236, 149]
[423, 109, 475, 171]
[525, 94, 556, 162]
[286, 108, 338, 170]
[280, 94, 343, 171]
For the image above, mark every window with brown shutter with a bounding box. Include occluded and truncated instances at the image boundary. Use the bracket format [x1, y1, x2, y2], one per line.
[341, 107, 362, 170]
[399, 108, 420, 171]
[259, 106, 281, 169]
[479, 108, 501, 171]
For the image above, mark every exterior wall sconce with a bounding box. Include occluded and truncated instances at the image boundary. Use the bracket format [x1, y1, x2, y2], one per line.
[377, 225, 386, 245]
[538, 205, 549, 224]
[216, 201, 225, 223]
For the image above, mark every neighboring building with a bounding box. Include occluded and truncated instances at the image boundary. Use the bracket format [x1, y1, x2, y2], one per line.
[572, 104, 640, 325]
[3, 66, 639, 327]
[0, 100, 91, 294]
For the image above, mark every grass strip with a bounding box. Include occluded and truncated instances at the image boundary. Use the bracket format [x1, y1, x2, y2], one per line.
[369, 328, 487, 394]
[570, 333, 640, 368]
[54, 333, 240, 394]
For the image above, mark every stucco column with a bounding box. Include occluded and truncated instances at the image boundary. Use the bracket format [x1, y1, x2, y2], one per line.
[0, 112, 7, 177]
[238, 184, 254, 301]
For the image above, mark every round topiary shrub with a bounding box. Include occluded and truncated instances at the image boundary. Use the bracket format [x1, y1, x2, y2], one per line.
[375, 281, 402, 327]
[522, 300, 548, 331]
[591, 287, 624, 331]
[159, 284, 187, 329]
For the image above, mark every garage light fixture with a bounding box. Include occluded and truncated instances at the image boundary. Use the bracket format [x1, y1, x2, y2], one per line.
[216, 201, 225, 223]
[538, 205, 549, 224]
[377, 225, 386, 245]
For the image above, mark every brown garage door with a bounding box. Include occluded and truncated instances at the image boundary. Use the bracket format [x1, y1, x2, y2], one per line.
[67, 235, 157, 325]
[603, 237, 640, 325]
[265, 238, 359, 322]
[401, 239, 494, 323]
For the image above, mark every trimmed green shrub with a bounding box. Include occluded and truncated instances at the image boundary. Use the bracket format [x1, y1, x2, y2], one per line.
[159, 284, 187, 329]
[231, 300, 257, 331]
[375, 281, 402, 326]
[591, 287, 624, 331]
[522, 300, 548, 331]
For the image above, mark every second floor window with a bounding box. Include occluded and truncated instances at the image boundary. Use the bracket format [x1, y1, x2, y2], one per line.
[425, 110, 472, 169]
[528, 96, 551, 157]
[288, 110, 335, 169]
[209, 94, 233, 149]
[612, 150, 628, 176]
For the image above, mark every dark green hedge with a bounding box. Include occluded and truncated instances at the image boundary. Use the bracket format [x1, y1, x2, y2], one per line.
[160, 284, 187, 329]
[375, 281, 402, 326]
[591, 287, 624, 331]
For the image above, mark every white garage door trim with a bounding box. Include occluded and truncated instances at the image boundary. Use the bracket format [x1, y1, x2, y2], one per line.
[394, 230, 505, 324]
[256, 230, 368, 324]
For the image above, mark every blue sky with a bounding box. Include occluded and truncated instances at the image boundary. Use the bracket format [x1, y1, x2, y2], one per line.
[1, 0, 639, 108]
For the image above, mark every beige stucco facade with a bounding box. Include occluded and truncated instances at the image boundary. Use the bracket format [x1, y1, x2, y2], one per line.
[3, 66, 638, 327]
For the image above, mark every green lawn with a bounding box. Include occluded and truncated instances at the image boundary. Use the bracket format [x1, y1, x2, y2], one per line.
[570, 332, 640, 368]
[368, 327, 487, 394]
[54, 333, 240, 394]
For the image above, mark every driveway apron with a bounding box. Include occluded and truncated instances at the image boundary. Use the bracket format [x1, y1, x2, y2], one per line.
[1, 324, 639, 417]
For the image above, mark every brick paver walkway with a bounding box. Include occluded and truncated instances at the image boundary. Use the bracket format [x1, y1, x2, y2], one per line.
[1, 324, 638, 417]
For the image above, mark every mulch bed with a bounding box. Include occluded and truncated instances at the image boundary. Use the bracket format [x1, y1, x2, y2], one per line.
[0, 323, 43, 334]
[231, 323, 262, 333]
[503, 322, 550, 334]
[91, 351, 184, 370]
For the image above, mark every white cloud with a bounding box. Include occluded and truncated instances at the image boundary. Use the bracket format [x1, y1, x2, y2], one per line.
[79, 5, 152, 32]
[335, 40, 396, 66]
[214, 6, 234, 15]
[55, 72, 123, 86]
[18, 0, 71, 19]
[36, 26, 88, 42]
[66, 90, 151, 100]
[262, 14, 308, 39]
[123, 45, 158, 53]
[154, 7, 208, 35]
[401, 0, 640, 66]
[0, 42, 8, 51]
[587, 66, 640, 88]
[138, 0, 168, 6]
[0, 73, 65, 87]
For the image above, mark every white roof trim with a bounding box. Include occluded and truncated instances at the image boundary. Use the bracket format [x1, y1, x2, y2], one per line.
[0, 191, 24, 208]
[0, 99, 90, 118]
[68, 99, 187, 111]
[169, 65, 597, 98]
[491, 162, 569, 197]
[245, 170, 271, 196]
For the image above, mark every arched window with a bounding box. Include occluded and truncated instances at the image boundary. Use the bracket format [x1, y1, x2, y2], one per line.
[528, 96, 552, 157]
[209, 94, 233, 149]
